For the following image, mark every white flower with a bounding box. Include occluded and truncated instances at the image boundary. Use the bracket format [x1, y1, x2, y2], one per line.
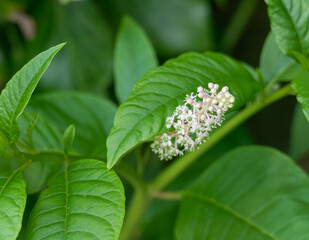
[161, 133, 172, 147]
[151, 83, 235, 160]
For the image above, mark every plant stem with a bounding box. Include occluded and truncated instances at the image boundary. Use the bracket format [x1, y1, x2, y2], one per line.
[117, 163, 149, 240]
[151, 84, 292, 192]
[221, 0, 259, 53]
[151, 191, 181, 200]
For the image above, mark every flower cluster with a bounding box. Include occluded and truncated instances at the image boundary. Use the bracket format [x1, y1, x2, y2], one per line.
[151, 83, 235, 160]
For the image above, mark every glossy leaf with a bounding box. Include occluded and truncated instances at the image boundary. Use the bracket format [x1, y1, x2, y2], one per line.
[26, 159, 125, 240]
[265, 0, 309, 57]
[292, 72, 309, 121]
[28, 91, 117, 158]
[176, 146, 309, 240]
[0, 165, 27, 239]
[114, 16, 158, 103]
[0, 43, 64, 143]
[107, 52, 260, 169]
[260, 32, 301, 83]
[289, 104, 309, 160]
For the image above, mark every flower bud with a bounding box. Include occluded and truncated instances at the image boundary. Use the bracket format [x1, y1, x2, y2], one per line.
[197, 86, 203, 93]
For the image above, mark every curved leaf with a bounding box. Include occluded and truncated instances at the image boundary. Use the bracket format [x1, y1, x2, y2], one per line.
[114, 16, 158, 103]
[175, 146, 309, 240]
[265, 0, 309, 57]
[0, 43, 64, 143]
[292, 72, 309, 121]
[0, 165, 27, 239]
[107, 52, 260, 168]
[28, 91, 117, 158]
[260, 32, 301, 83]
[26, 159, 125, 240]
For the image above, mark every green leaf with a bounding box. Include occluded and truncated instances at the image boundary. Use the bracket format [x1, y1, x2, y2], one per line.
[114, 16, 158, 103]
[0, 164, 27, 239]
[26, 159, 125, 240]
[27, 91, 117, 158]
[289, 103, 309, 160]
[107, 52, 260, 169]
[0, 43, 64, 143]
[265, 0, 309, 57]
[260, 32, 301, 83]
[175, 146, 309, 240]
[63, 124, 75, 155]
[292, 72, 309, 121]
[27, 0, 113, 93]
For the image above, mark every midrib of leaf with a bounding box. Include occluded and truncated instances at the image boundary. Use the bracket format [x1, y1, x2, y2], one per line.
[185, 191, 278, 240]
[6, 60, 51, 141]
[275, 0, 304, 54]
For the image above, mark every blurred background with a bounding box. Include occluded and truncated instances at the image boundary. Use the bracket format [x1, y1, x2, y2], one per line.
[0, 0, 309, 239]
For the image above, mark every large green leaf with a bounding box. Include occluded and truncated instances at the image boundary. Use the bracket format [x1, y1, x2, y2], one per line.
[289, 103, 309, 160]
[0, 43, 64, 143]
[26, 159, 125, 240]
[116, 0, 214, 57]
[175, 146, 309, 240]
[27, 91, 117, 158]
[0, 165, 27, 239]
[27, 0, 113, 93]
[107, 52, 260, 169]
[292, 72, 309, 121]
[260, 32, 301, 83]
[114, 16, 158, 103]
[265, 0, 309, 57]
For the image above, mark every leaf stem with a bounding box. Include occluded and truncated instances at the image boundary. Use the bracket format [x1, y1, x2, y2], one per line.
[151, 84, 293, 192]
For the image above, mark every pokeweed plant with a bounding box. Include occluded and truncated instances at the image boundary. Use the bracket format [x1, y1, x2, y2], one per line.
[0, 1, 309, 240]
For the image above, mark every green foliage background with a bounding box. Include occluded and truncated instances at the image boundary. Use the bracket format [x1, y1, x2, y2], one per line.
[1, 0, 309, 239]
